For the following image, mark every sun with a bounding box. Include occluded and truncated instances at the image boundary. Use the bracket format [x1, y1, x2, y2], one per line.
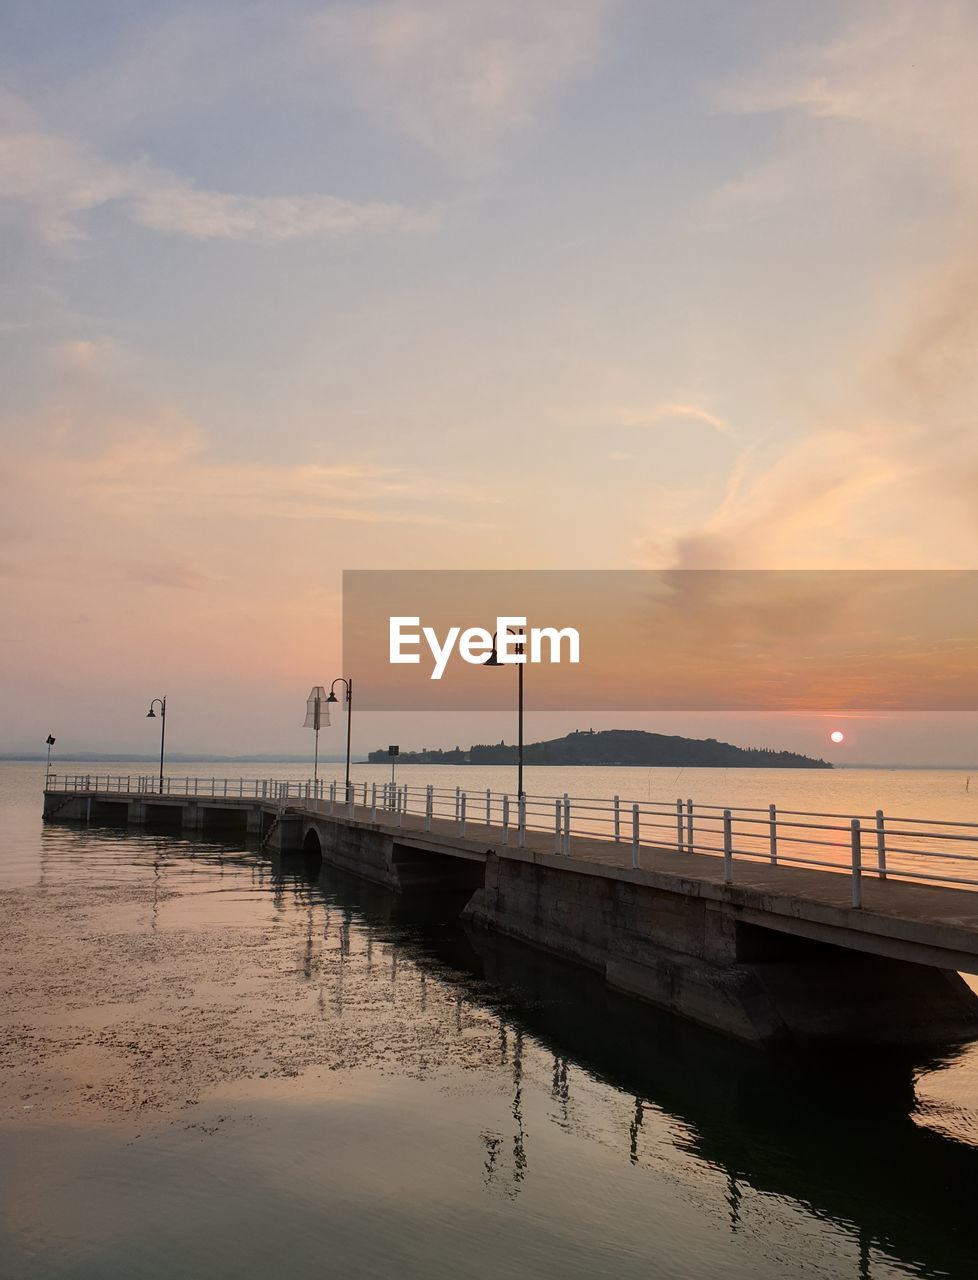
[830, 730, 845, 744]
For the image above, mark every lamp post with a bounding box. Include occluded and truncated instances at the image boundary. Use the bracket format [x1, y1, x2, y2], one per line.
[45, 734, 56, 782]
[146, 697, 167, 795]
[485, 628, 525, 800]
[326, 678, 353, 799]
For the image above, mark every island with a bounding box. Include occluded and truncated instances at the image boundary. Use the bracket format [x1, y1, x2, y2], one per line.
[368, 729, 831, 768]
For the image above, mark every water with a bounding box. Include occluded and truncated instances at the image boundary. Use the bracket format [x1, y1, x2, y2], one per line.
[3, 761, 978, 1279]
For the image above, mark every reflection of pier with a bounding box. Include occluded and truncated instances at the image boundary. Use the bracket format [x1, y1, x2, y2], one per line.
[467, 929, 978, 1280]
[43, 779, 978, 1047]
[268, 855, 978, 1280]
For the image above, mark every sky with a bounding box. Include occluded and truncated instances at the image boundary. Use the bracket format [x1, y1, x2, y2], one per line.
[2, 0, 978, 764]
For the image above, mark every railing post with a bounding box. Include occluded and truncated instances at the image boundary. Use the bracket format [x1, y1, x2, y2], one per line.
[455, 786, 461, 823]
[563, 793, 571, 856]
[517, 792, 526, 848]
[486, 789, 491, 825]
[723, 810, 733, 883]
[631, 804, 640, 869]
[347, 785, 354, 818]
[851, 818, 863, 908]
[875, 809, 887, 880]
[613, 795, 620, 843]
[459, 792, 466, 837]
[425, 785, 433, 832]
[769, 803, 778, 864]
[329, 780, 336, 813]
[554, 799, 562, 853]
[686, 798, 693, 853]
[502, 794, 510, 846]
[371, 783, 377, 822]
[676, 798, 684, 851]
[397, 786, 404, 827]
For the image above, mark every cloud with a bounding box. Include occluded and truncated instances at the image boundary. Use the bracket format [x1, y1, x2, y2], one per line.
[127, 562, 216, 591]
[129, 185, 432, 241]
[0, 96, 431, 244]
[619, 402, 731, 434]
[306, 0, 612, 168]
[662, 2, 978, 571]
[53, 338, 120, 374]
[712, 0, 978, 212]
[662, 255, 978, 570]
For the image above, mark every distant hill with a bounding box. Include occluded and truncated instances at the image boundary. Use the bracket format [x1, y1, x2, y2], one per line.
[368, 729, 831, 769]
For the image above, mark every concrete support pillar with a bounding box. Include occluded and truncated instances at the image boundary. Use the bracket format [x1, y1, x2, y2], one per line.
[181, 802, 203, 831]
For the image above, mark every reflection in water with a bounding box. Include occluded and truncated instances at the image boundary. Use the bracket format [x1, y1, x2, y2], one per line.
[512, 1027, 527, 1194]
[276, 848, 978, 1280]
[4, 812, 978, 1280]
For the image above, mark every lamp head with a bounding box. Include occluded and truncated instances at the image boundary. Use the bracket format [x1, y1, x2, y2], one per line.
[146, 708, 156, 718]
[484, 649, 501, 667]
[325, 691, 338, 703]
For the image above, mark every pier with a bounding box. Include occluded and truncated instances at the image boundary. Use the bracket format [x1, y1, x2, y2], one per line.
[43, 775, 978, 1047]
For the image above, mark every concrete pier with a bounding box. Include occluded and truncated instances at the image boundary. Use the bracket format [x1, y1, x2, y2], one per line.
[43, 786, 978, 1047]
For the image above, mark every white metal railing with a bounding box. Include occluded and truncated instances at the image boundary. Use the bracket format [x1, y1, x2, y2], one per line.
[43, 774, 978, 900]
[44, 773, 332, 802]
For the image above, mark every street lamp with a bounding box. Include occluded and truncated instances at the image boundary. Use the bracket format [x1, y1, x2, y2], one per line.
[45, 734, 56, 781]
[325, 677, 353, 799]
[146, 697, 167, 795]
[485, 628, 525, 800]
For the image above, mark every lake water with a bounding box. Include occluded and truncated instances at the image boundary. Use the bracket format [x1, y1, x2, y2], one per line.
[3, 760, 978, 1279]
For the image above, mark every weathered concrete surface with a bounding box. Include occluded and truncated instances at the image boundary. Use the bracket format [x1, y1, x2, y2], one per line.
[293, 813, 487, 895]
[462, 850, 978, 1045]
[42, 789, 978, 1046]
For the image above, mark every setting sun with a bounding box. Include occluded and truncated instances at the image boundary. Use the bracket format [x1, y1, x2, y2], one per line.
[830, 730, 845, 744]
